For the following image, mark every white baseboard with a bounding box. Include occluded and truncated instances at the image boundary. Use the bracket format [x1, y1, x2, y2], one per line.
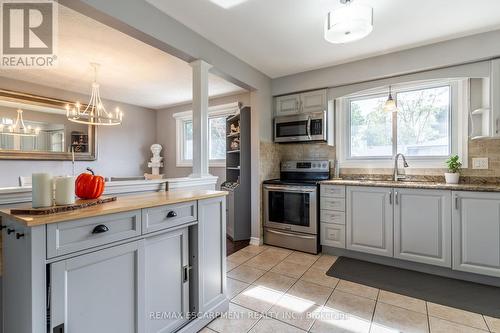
[249, 237, 262, 246]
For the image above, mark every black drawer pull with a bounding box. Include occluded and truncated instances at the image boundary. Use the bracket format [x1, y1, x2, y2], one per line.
[167, 211, 177, 218]
[16, 233, 25, 239]
[0, 224, 6, 230]
[7, 228, 15, 235]
[92, 224, 109, 234]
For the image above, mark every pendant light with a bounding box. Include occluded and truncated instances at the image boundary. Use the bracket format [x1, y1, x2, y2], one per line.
[324, 0, 373, 44]
[0, 109, 40, 137]
[66, 63, 123, 126]
[384, 86, 397, 113]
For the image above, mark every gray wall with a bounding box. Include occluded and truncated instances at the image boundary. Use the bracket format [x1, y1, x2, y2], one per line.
[0, 77, 157, 187]
[156, 93, 251, 189]
[61, 0, 272, 243]
[272, 29, 500, 96]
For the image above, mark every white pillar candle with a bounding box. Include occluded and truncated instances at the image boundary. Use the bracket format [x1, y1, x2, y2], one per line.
[55, 176, 76, 206]
[32, 173, 53, 208]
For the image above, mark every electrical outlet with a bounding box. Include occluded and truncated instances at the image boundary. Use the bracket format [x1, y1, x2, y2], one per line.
[472, 157, 489, 169]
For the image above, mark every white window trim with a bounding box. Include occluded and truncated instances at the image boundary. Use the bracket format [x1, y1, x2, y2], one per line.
[173, 102, 239, 168]
[336, 79, 469, 169]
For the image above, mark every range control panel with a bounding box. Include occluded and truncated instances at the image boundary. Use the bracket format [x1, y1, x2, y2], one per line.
[281, 160, 329, 172]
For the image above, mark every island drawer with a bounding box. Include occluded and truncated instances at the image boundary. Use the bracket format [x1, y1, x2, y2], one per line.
[142, 200, 197, 234]
[320, 210, 345, 225]
[320, 197, 345, 211]
[47, 210, 142, 258]
[321, 185, 345, 198]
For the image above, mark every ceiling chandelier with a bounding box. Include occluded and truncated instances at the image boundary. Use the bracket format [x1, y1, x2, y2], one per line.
[66, 63, 123, 126]
[324, 0, 373, 44]
[0, 109, 40, 137]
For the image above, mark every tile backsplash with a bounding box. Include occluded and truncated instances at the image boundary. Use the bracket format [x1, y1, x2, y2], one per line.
[260, 137, 500, 182]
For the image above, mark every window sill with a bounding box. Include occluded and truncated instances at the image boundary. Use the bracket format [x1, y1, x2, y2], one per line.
[339, 158, 455, 169]
[176, 162, 227, 168]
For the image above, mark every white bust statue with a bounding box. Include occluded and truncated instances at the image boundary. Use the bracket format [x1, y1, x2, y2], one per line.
[148, 144, 164, 176]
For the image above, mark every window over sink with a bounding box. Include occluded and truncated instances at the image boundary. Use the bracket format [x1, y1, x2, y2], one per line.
[337, 79, 468, 168]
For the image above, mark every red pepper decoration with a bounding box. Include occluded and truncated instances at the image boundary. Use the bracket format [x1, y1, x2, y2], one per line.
[75, 167, 105, 199]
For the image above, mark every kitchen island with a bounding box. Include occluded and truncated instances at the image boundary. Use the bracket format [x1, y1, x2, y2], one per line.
[0, 190, 228, 333]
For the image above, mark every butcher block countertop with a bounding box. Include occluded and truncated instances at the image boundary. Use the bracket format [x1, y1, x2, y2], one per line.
[0, 190, 228, 227]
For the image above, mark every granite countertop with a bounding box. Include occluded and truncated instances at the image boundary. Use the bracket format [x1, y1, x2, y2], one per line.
[0, 190, 228, 227]
[320, 179, 500, 192]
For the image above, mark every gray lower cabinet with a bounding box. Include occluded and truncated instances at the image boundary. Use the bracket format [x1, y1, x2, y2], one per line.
[394, 189, 452, 267]
[50, 241, 141, 333]
[452, 191, 500, 277]
[2, 196, 228, 333]
[346, 186, 393, 257]
[144, 227, 190, 333]
[191, 196, 227, 313]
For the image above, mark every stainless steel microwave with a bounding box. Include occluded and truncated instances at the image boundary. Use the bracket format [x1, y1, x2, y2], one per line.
[274, 111, 328, 143]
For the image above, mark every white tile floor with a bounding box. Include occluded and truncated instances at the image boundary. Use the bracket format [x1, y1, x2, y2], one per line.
[201, 245, 500, 333]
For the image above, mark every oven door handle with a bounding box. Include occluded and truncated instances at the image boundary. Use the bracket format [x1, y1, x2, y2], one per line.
[264, 186, 317, 193]
[267, 229, 316, 240]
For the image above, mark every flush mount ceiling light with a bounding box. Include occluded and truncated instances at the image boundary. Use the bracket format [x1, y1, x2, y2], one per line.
[324, 0, 373, 44]
[0, 109, 40, 137]
[384, 85, 398, 113]
[66, 63, 123, 126]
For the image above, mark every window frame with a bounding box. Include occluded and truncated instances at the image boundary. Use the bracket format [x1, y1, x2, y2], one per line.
[174, 102, 239, 168]
[336, 79, 469, 168]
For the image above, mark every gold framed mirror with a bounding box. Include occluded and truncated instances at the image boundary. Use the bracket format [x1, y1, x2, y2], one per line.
[0, 89, 97, 160]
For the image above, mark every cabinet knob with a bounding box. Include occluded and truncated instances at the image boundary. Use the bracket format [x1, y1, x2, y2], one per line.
[0, 224, 6, 230]
[167, 211, 177, 218]
[16, 233, 24, 239]
[91, 224, 109, 234]
[7, 228, 15, 235]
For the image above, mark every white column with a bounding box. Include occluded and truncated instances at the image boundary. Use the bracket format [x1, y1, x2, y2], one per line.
[189, 59, 212, 178]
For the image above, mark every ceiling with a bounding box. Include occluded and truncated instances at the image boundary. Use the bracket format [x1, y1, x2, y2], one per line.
[146, 0, 500, 78]
[0, 6, 246, 109]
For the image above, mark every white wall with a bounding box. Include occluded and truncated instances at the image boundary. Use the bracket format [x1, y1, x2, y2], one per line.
[0, 77, 157, 187]
[156, 93, 250, 189]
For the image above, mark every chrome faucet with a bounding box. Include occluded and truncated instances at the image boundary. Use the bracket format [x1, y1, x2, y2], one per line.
[393, 153, 409, 181]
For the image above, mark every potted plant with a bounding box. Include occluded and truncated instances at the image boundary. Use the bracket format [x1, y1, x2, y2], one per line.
[445, 155, 462, 184]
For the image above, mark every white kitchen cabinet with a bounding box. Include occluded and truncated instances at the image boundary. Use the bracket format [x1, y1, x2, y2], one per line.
[275, 94, 301, 116]
[50, 241, 141, 333]
[394, 189, 452, 267]
[191, 196, 227, 313]
[491, 58, 500, 136]
[144, 227, 190, 333]
[452, 191, 500, 277]
[346, 186, 393, 257]
[321, 223, 345, 248]
[301, 90, 327, 113]
[274, 89, 327, 116]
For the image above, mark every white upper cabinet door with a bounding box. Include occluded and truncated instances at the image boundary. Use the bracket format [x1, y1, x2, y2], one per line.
[275, 94, 301, 117]
[144, 227, 189, 333]
[50, 241, 141, 333]
[394, 189, 452, 268]
[491, 59, 500, 136]
[300, 89, 327, 114]
[346, 186, 394, 257]
[452, 191, 500, 277]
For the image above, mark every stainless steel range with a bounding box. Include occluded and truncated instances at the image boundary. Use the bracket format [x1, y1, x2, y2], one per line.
[263, 160, 330, 254]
